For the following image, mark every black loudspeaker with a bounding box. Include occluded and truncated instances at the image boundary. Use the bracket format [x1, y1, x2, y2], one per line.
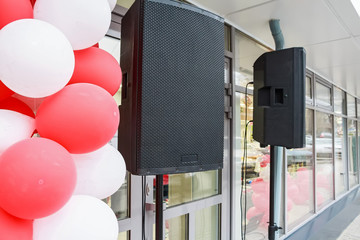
[253, 47, 306, 149]
[119, 0, 225, 175]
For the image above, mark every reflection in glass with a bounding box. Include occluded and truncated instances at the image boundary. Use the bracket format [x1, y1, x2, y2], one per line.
[347, 94, 356, 118]
[165, 214, 188, 240]
[195, 205, 220, 240]
[100, 35, 129, 220]
[287, 109, 314, 230]
[334, 117, 347, 196]
[166, 170, 220, 207]
[334, 87, 345, 115]
[235, 93, 270, 239]
[316, 112, 333, 208]
[306, 76, 312, 101]
[118, 231, 129, 240]
[315, 82, 331, 107]
[349, 120, 358, 187]
[104, 171, 129, 220]
[234, 30, 269, 88]
[225, 25, 231, 52]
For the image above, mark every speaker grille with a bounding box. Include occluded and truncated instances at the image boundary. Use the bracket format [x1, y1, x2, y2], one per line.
[136, 0, 224, 173]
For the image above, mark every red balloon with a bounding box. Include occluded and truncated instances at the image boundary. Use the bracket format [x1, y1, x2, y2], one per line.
[0, 0, 33, 29]
[36, 83, 120, 153]
[0, 138, 76, 219]
[30, 0, 36, 7]
[0, 207, 33, 240]
[92, 42, 99, 48]
[68, 47, 122, 95]
[0, 97, 35, 118]
[0, 81, 14, 102]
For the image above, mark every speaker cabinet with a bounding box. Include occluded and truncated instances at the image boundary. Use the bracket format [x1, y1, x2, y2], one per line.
[119, 0, 225, 175]
[253, 47, 306, 149]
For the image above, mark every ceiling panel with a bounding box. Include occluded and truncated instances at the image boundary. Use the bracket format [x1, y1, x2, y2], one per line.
[305, 38, 360, 69]
[190, 0, 360, 97]
[225, 0, 350, 48]
[316, 64, 360, 96]
[186, 0, 274, 18]
[327, 0, 360, 37]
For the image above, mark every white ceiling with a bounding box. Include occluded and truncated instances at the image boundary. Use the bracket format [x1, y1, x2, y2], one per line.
[188, 0, 360, 97]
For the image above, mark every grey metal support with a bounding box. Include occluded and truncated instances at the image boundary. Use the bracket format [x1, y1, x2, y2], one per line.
[268, 19, 285, 240]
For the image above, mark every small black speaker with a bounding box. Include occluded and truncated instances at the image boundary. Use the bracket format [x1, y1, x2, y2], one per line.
[119, 0, 224, 175]
[253, 47, 306, 149]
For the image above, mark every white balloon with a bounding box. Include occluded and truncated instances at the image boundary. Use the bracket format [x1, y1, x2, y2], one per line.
[72, 144, 126, 199]
[0, 19, 74, 98]
[34, 0, 111, 50]
[0, 110, 35, 154]
[33, 195, 119, 240]
[108, 0, 117, 11]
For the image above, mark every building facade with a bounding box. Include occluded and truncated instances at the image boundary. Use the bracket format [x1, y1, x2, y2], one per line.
[102, 0, 360, 239]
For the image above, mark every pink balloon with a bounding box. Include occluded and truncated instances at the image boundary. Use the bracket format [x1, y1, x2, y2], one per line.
[252, 192, 269, 211]
[36, 83, 120, 153]
[287, 183, 300, 199]
[0, 207, 33, 240]
[251, 179, 269, 194]
[246, 207, 262, 220]
[0, 138, 76, 219]
[68, 47, 121, 95]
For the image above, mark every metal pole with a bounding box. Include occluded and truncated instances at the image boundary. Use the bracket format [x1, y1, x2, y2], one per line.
[155, 175, 163, 240]
[268, 146, 282, 240]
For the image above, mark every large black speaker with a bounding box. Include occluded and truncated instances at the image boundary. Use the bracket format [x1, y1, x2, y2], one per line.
[119, 0, 225, 175]
[253, 47, 306, 149]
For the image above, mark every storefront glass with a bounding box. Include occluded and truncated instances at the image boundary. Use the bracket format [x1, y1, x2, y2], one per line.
[315, 111, 334, 208]
[234, 31, 268, 88]
[287, 109, 314, 229]
[166, 171, 220, 207]
[195, 205, 220, 240]
[348, 119, 358, 187]
[334, 117, 347, 196]
[236, 92, 270, 238]
[165, 214, 188, 240]
[316, 82, 332, 107]
[347, 94, 356, 118]
[100, 35, 129, 220]
[334, 87, 346, 115]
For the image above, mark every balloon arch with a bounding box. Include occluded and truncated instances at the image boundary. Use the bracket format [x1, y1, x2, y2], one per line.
[0, 0, 125, 239]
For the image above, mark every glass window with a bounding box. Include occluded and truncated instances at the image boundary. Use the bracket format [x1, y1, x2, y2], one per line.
[347, 94, 356, 118]
[195, 205, 220, 240]
[225, 25, 231, 52]
[100, 36, 129, 220]
[104, 172, 129, 220]
[334, 87, 346, 115]
[316, 112, 333, 209]
[235, 93, 270, 239]
[118, 231, 129, 240]
[315, 82, 332, 107]
[117, 0, 135, 9]
[306, 76, 312, 101]
[287, 109, 314, 229]
[234, 31, 269, 88]
[166, 170, 220, 207]
[349, 120, 358, 187]
[165, 214, 188, 240]
[334, 117, 347, 196]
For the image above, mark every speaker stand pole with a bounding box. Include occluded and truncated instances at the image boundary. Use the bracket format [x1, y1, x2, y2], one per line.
[155, 175, 164, 240]
[268, 145, 282, 240]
